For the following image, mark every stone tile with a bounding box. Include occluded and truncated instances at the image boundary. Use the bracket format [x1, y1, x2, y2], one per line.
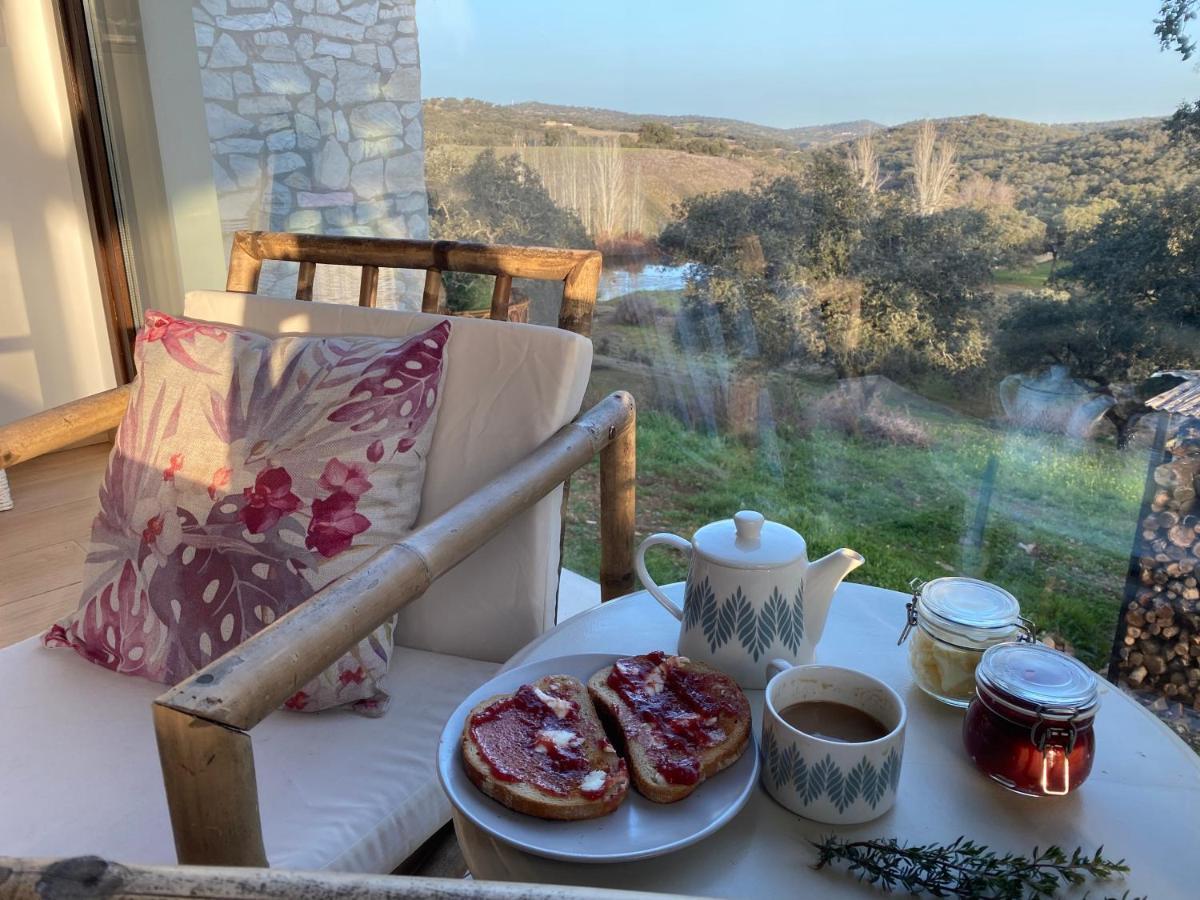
[214, 137, 265, 154]
[209, 33, 248, 68]
[238, 94, 293, 115]
[268, 151, 306, 173]
[283, 172, 312, 190]
[349, 101, 403, 138]
[334, 60, 380, 104]
[334, 110, 350, 142]
[298, 191, 355, 208]
[304, 57, 337, 78]
[343, 1, 380, 27]
[216, 12, 277, 30]
[271, 1, 294, 26]
[266, 130, 296, 151]
[382, 66, 417, 101]
[377, 45, 395, 71]
[194, 23, 215, 48]
[315, 38, 352, 59]
[317, 78, 334, 102]
[300, 13, 366, 41]
[287, 209, 323, 231]
[350, 157, 384, 197]
[260, 47, 297, 63]
[201, 70, 234, 101]
[257, 113, 293, 133]
[315, 138, 351, 189]
[295, 113, 321, 149]
[366, 21, 396, 43]
[199, 0, 228, 16]
[352, 44, 377, 66]
[228, 153, 262, 189]
[296, 33, 315, 59]
[233, 71, 255, 94]
[205, 102, 254, 138]
[252, 62, 311, 95]
[253, 30, 290, 46]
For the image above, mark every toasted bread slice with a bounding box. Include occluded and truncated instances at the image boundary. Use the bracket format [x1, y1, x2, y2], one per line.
[588, 653, 750, 803]
[461, 674, 629, 820]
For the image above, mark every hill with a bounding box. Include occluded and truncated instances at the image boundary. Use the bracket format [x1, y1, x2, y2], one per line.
[424, 97, 878, 150]
[861, 114, 1189, 222]
[425, 100, 1192, 238]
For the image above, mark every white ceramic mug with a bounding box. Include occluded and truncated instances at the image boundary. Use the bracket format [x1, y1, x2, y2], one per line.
[760, 660, 907, 825]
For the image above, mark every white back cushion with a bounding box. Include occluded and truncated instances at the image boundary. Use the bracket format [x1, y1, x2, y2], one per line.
[183, 291, 593, 661]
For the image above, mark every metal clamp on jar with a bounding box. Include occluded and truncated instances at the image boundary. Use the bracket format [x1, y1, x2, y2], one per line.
[898, 577, 1034, 707]
[963, 642, 1100, 797]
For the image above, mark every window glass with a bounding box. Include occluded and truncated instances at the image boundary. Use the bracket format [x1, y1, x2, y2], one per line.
[421, 1, 1200, 752]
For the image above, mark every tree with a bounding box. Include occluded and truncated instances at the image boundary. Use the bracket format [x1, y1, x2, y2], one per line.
[1155, 0, 1200, 155]
[637, 122, 677, 147]
[999, 183, 1200, 426]
[912, 120, 957, 215]
[847, 131, 885, 194]
[427, 150, 591, 311]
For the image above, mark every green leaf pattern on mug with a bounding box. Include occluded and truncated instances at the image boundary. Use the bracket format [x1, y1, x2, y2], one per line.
[685, 577, 805, 658]
[764, 735, 901, 813]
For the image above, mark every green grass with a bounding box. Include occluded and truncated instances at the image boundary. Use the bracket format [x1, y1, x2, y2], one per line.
[993, 259, 1057, 289]
[566, 288, 1149, 671]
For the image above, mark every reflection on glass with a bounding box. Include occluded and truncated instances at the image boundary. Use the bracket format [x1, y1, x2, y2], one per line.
[422, 8, 1200, 751]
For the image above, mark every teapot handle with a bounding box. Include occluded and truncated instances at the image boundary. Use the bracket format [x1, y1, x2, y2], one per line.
[635, 533, 692, 621]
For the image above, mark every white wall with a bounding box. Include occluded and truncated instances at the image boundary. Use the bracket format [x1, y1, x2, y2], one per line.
[0, 0, 116, 425]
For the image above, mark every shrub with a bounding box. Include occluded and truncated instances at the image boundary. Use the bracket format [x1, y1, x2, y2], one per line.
[614, 293, 658, 326]
[809, 382, 933, 448]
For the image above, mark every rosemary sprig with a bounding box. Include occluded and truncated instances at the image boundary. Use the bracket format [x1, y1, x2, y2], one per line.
[811, 835, 1137, 898]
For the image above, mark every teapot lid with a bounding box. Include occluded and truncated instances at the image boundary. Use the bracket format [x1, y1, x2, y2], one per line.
[691, 511, 807, 569]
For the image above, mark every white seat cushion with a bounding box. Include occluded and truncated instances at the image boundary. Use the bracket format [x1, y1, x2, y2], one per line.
[183, 292, 593, 661]
[0, 636, 497, 872]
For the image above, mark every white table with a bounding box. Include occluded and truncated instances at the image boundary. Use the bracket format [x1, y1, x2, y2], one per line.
[452, 583, 1200, 898]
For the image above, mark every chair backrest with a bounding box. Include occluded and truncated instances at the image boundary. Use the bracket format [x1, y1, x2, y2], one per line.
[225, 230, 603, 336]
[183, 291, 593, 661]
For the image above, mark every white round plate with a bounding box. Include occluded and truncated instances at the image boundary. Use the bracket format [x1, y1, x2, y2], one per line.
[436, 652, 759, 863]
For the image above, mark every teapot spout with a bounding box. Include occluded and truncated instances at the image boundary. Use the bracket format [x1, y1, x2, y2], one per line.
[806, 548, 865, 642]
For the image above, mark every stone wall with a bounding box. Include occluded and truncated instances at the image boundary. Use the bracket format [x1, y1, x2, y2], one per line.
[190, 0, 425, 308]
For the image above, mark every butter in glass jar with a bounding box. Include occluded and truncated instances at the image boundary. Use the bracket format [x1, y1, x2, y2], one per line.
[963, 642, 1099, 797]
[898, 578, 1032, 708]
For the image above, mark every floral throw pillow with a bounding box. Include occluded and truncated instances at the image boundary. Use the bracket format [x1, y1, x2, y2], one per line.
[44, 311, 452, 715]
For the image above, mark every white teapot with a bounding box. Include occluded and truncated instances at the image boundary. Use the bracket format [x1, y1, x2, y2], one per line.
[635, 511, 864, 688]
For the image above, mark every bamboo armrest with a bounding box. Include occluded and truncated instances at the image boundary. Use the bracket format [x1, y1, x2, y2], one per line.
[0, 856, 695, 900]
[0, 384, 131, 468]
[151, 391, 635, 866]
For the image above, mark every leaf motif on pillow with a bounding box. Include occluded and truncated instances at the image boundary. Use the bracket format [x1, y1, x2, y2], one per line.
[147, 493, 315, 673]
[44, 559, 161, 677]
[328, 320, 451, 438]
[141, 311, 227, 374]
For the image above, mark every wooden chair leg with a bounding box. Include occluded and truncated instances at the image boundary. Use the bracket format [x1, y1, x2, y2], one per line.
[599, 406, 636, 601]
[153, 705, 268, 867]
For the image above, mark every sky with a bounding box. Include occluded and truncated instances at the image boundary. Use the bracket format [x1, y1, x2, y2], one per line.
[417, 0, 1200, 128]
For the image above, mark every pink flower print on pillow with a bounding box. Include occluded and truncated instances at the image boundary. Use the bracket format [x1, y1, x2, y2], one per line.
[306, 490, 370, 558]
[318, 458, 373, 498]
[240, 466, 302, 534]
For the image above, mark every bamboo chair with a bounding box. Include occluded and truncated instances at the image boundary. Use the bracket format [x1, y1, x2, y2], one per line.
[0, 857, 696, 900]
[0, 233, 634, 868]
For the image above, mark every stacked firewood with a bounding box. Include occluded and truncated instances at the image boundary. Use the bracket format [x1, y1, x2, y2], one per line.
[1115, 419, 1200, 708]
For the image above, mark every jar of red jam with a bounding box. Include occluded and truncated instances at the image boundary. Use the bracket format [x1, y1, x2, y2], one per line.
[963, 642, 1099, 797]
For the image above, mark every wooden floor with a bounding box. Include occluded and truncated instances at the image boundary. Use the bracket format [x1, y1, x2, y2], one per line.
[0, 442, 110, 649]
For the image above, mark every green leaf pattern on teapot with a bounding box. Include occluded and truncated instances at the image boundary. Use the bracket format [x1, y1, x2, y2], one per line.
[683, 576, 805, 660]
